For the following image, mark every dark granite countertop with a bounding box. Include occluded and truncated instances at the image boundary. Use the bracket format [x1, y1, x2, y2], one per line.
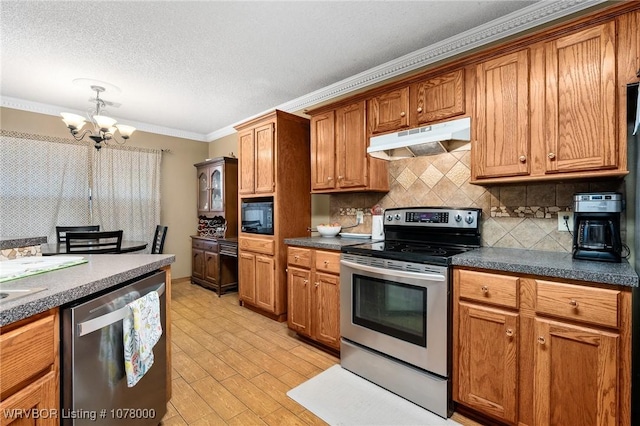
[0, 236, 48, 250]
[452, 247, 638, 287]
[284, 236, 376, 251]
[0, 254, 175, 326]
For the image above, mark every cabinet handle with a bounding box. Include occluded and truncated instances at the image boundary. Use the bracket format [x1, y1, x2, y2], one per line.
[506, 329, 514, 337]
[327, 176, 333, 181]
[315, 282, 319, 287]
[324, 260, 329, 265]
[548, 152, 556, 159]
[569, 299, 579, 308]
[519, 155, 527, 163]
[338, 175, 344, 180]
[537, 336, 546, 345]
[400, 111, 406, 117]
[417, 107, 423, 113]
[481, 285, 489, 294]
[294, 255, 299, 261]
[303, 279, 308, 285]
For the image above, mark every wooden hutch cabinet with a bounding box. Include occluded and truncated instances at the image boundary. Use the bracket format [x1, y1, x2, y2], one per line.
[191, 157, 238, 296]
[235, 110, 311, 321]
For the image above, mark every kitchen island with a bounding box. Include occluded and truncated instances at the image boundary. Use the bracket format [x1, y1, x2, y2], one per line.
[0, 254, 175, 425]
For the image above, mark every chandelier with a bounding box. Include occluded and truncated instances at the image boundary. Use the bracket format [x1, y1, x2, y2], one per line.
[61, 85, 136, 150]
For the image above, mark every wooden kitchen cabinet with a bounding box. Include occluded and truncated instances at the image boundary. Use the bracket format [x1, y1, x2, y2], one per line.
[472, 49, 530, 180]
[471, 20, 627, 184]
[0, 310, 59, 425]
[191, 236, 238, 296]
[453, 268, 632, 426]
[238, 239, 276, 314]
[235, 110, 311, 321]
[309, 101, 389, 193]
[367, 69, 465, 136]
[287, 246, 341, 351]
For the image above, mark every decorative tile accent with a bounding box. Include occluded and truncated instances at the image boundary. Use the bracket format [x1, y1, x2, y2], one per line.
[329, 151, 626, 253]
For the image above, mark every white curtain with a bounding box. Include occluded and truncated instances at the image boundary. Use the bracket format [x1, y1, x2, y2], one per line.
[92, 145, 161, 248]
[0, 130, 161, 248]
[0, 131, 90, 243]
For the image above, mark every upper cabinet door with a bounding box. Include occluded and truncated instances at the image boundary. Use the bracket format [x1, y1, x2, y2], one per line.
[254, 122, 275, 193]
[238, 129, 255, 194]
[311, 111, 336, 191]
[474, 49, 530, 179]
[197, 168, 209, 212]
[544, 22, 617, 173]
[209, 165, 224, 212]
[414, 69, 465, 125]
[336, 101, 367, 189]
[367, 87, 410, 135]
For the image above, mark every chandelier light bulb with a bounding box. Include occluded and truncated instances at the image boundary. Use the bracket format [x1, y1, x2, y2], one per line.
[61, 112, 86, 130]
[115, 124, 136, 139]
[93, 115, 117, 132]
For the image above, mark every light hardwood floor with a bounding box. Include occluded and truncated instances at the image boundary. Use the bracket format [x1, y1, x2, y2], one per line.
[162, 280, 480, 426]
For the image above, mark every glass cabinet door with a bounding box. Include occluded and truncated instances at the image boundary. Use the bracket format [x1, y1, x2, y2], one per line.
[210, 166, 223, 211]
[198, 170, 209, 211]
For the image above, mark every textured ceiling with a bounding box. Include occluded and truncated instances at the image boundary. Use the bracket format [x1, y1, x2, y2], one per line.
[1, 1, 589, 142]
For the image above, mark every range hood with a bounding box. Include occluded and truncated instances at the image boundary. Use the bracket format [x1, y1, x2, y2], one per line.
[367, 117, 471, 160]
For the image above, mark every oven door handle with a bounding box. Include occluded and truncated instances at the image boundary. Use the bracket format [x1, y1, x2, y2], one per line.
[340, 260, 445, 282]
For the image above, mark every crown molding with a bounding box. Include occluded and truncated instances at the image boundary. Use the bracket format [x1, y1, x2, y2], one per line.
[2, 0, 608, 143]
[274, 0, 608, 116]
[1, 96, 209, 142]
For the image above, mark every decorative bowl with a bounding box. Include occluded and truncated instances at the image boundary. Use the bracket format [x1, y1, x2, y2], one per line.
[316, 225, 341, 237]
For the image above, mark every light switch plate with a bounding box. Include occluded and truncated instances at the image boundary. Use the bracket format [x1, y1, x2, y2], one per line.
[356, 210, 364, 225]
[557, 212, 574, 232]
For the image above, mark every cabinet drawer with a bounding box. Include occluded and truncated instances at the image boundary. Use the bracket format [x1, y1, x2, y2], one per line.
[535, 280, 619, 328]
[193, 238, 218, 252]
[458, 270, 518, 308]
[315, 250, 341, 274]
[239, 237, 275, 255]
[0, 313, 55, 395]
[288, 247, 312, 268]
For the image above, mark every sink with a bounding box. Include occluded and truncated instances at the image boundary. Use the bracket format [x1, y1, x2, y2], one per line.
[0, 287, 47, 303]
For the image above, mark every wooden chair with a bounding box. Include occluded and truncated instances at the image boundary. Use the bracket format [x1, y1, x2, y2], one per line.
[56, 225, 100, 243]
[151, 225, 168, 254]
[65, 230, 123, 254]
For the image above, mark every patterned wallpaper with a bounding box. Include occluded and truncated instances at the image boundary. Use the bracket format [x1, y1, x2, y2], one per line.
[330, 148, 625, 252]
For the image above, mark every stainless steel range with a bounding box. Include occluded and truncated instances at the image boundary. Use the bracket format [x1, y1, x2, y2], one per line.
[340, 206, 481, 418]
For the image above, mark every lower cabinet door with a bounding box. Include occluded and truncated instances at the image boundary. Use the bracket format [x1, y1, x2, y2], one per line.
[0, 371, 58, 426]
[238, 252, 256, 304]
[287, 267, 311, 336]
[204, 251, 220, 284]
[457, 302, 518, 423]
[534, 318, 619, 426]
[255, 255, 275, 312]
[313, 272, 340, 349]
[192, 248, 205, 281]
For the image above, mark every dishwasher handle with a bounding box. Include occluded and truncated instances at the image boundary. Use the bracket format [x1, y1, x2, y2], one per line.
[77, 283, 165, 337]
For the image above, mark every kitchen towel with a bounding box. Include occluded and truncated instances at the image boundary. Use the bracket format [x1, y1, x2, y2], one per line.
[371, 214, 384, 240]
[123, 290, 162, 387]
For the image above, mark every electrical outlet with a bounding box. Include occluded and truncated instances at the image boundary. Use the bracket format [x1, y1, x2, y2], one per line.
[557, 212, 574, 232]
[356, 210, 364, 225]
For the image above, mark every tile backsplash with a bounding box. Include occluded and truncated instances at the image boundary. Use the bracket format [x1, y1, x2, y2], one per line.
[330, 150, 625, 252]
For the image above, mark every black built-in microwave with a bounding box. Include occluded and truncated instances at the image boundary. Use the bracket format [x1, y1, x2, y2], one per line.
[241, 198, 274, 235]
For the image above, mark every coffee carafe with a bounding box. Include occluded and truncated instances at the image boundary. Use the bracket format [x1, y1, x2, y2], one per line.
[572, 192, 623, 262]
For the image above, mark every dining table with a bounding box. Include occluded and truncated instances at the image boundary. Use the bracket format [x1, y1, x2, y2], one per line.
[40, 240, 148, 256]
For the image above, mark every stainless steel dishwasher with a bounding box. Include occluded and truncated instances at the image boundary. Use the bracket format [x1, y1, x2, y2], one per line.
[61, 270, 167, 425]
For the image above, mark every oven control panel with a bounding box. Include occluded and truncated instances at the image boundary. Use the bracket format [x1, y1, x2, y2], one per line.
[385, 207, 480, 229]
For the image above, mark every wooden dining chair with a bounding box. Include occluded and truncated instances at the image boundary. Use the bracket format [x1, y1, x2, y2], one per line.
[56, 225, 100, 243]
[65, 230, 123, 254]
[151, 225, 168, 254]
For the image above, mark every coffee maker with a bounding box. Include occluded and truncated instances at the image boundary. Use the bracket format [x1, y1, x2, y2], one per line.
[572, 192, 623, 262]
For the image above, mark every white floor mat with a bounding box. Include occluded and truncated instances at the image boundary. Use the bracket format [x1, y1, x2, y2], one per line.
[287, 365, 462, 426]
